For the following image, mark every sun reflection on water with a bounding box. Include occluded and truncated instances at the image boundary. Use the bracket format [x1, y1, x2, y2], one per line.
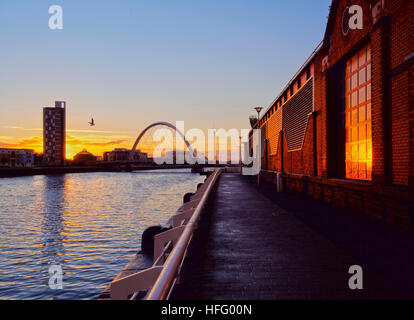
[0, 170, 204, 299]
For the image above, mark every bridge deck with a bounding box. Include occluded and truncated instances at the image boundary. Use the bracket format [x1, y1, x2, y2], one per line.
[171, 173, 411, 300]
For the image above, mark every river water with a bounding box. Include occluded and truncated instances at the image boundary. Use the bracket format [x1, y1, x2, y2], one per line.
[0, 169, 205, 300]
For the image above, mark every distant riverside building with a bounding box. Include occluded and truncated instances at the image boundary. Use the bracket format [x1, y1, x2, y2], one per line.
[250, 0, 414, 231]
[103, 148, 150, 163]
[73, 149, 97, 166]
[43, 101, 66, 166]
[0, 148, 34, 167]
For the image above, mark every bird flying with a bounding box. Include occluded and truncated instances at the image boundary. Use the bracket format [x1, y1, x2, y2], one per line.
[88, 118, 95, 126]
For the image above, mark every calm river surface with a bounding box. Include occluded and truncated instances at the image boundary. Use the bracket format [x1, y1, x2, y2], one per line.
[0, 169, 205, 300]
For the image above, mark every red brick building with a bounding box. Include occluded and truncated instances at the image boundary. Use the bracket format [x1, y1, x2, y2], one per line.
[253, 0, 414, 231]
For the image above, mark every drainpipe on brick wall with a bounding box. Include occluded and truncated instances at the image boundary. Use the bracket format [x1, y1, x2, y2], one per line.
[382, 15, 392, 185]
[279, 130, 285, 192]
[312, 111, 318, 176]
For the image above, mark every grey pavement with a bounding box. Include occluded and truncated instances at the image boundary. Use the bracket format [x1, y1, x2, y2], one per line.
[172, 173, 409, 300]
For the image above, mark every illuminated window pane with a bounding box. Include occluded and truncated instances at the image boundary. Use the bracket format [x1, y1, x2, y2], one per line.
[352, 109, 358, 125]
[352, 91, 358, 107]
[367, 144, 372, 160]
[359, 141, 367, 160]
[346, 162, 352, 177]
[359, 68, 366, 84]
[352, 56, 358, 72]
[352, 74, 358, 90]
[359, 106, 366, 122]
[352, 144, 358, 160]
[359, 124, 366, 140]
[352, 127, 358, 141]
[359, 162, 367, 180]
[359, 87, 366, 104]
[359, 48, 366, 65]
[351, 163, 359, 178]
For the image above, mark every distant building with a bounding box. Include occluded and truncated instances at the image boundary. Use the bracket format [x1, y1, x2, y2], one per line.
[103, 148, 150, 163]
[43, 101, 66, 166]
[33, 153, 43, 166]
[0, 148, 34, 167]
[73, 149, 97, 166]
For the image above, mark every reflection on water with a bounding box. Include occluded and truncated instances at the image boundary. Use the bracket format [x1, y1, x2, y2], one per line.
[0, 170, 204, 299]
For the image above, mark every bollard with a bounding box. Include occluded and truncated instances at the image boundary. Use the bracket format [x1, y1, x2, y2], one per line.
[183, 192, 195, 204]
[141, 226, 171, 256]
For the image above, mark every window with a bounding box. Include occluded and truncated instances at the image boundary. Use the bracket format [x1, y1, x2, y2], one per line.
[343, 45, 372, 181]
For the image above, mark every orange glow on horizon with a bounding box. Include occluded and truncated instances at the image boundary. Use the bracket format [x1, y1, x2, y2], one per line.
[0, 133, 240, 160]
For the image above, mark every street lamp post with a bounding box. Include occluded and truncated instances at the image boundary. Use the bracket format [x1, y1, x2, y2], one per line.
[239, 135, 242, 167]
[254, 106, 263, 128]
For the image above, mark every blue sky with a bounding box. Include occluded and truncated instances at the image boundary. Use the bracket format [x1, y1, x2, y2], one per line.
[0, 0, 331, 157]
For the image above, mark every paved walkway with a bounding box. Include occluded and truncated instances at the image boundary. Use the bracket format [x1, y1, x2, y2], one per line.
[172, 173, 410, 300]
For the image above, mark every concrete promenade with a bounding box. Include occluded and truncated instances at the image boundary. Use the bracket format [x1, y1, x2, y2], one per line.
[172, 173, 413, 300]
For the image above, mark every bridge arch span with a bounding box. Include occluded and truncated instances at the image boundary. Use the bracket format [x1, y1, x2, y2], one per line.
[131, 121, 194, 158]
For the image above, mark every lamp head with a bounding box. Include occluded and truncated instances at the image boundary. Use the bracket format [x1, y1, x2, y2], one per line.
[254, 106, 263, 114]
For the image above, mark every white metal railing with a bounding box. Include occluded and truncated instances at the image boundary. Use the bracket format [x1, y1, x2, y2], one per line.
[109, 169, 222, 300]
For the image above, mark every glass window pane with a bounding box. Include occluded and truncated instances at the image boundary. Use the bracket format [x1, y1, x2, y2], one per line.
[359, 48, 366, 65]
[367, 103, 371, 120]
[359, 68, 366, 84]
[359, 162, 367, 179]
[346, 144, 351, 159]
[352, 163, 358, 178]
[352, 144, 358, 161]
[366, 64, 371, 81]
[359, 124, 366, 140]
[352, 91, 358, 107]
[352, 127, 358, 141]
[352, 109, 358, 125]
[346, 162, 352, 177]
[359, 106, 366, 122]
[352, 55, 358, 72]
[352, 73, 358, 89]
[359, 142, 366, 160]
[359, 87, 366, 104]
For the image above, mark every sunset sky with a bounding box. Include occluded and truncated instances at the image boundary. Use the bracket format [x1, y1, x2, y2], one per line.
[0, 0, 330, 159]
